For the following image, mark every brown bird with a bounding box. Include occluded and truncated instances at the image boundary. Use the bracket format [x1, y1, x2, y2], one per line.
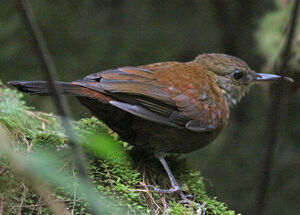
[8, 53, 293, 206]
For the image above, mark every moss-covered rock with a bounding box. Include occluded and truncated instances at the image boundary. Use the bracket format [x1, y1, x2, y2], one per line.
[0, 81, 238, 215]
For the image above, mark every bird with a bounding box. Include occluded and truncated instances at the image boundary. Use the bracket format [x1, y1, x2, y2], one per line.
[8, 53, 293, 210]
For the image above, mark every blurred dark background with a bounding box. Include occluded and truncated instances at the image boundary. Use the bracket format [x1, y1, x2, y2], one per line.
[0, 0, 299, 214]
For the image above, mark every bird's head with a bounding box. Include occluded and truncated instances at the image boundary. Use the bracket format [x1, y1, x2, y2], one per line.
[193, 53, 293, 106]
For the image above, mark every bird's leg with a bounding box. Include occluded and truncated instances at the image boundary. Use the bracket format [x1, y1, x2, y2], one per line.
[146, 154, 187, 200]
[146, 154, 206, 215]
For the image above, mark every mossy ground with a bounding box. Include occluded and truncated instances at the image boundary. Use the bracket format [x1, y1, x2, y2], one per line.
[0, 82, 238, 215]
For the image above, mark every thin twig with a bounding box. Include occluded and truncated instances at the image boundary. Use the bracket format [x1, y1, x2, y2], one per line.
[14, 0, 88, 184]
[36, 183, 70, 215]
[103, 163, 114, 187]
[17, 182, 28, 215]
[137, 182, 161, 212]
[36, 196, 43, 215]
[0, 199, 3, 215]
[255, 1, 300, 215]
[14, 1, 106, 214]
[55, 157, 72, 175]
[0, 125, 70, 215]
[71, 165, 77, 215]
[0, 167, 7, 176]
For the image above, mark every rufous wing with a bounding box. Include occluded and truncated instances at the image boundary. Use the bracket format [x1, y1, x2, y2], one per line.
[73, 66, 216, 132]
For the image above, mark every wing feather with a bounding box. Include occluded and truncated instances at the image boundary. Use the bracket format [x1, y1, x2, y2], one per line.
[74, 66, 216, 132]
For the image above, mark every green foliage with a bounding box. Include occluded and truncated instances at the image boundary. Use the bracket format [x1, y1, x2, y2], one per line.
[0, 84, 141, 214]
[165, 202, 196, 215]
[83, 132, 130, 165]
[75, 117, 109, 135]
[89, 159, 147, 213]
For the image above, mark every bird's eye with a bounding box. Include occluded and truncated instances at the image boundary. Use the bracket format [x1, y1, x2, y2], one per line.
[232, 70, 243, 80]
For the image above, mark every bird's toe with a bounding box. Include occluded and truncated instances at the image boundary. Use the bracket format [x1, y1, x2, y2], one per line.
[146, 184, 180, 193]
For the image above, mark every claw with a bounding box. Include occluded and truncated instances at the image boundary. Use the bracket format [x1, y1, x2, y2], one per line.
[146, 155, 205, 214]
[146, 184, 180, 193]
[178, 199, 206, 215]
[186, 194, 194, 200]
[146, 184, 205, 215]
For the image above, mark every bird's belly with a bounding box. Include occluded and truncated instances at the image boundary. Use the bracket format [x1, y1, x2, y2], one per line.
[78, 97, 222, 154]
[131, 118, 222, 153]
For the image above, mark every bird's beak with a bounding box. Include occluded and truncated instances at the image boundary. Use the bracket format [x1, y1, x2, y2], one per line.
[256, 73, 294, 83]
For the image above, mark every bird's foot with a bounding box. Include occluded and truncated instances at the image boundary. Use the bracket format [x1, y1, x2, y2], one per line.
[146, 185, 205, 215]
[179, 199, 206, 215]
[146, 184, 181, 194]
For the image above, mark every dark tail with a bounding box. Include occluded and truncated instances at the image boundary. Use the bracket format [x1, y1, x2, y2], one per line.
[8, 81, 83, 96]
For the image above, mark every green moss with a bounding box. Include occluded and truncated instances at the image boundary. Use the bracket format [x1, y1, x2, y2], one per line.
[0, 82, 239, 214]
[0, 84, 61, 136]
[76, 117, 110, 136]
[89, 159, 148, 214]
[165, 202, 196, 215]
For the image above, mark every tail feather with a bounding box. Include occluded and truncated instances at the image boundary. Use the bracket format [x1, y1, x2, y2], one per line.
[8, 81, 83, 96]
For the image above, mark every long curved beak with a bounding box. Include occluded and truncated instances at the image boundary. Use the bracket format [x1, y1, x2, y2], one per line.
[256, 73, 294, 83]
